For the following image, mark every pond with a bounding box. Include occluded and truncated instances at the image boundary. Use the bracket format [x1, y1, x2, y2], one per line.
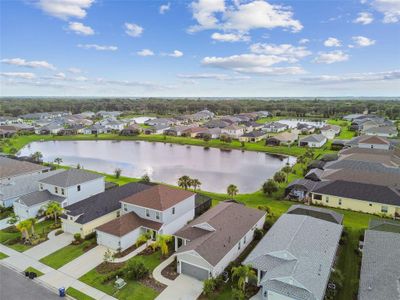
[19, 141, 296, 193]
[278, 119, 326, 129]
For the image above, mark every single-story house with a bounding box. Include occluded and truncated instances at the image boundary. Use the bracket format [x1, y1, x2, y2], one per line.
[0, 157, 50, 184]
[299, 134, 327, 148]
[182, 127, 208, 138]
[120, 124, 142, 136]
[320, 124, 341, 139]
[243, 211, 343, 300]
[266, 132, 298, 146]
[286, 204, 343, 224]
[284, 178, 318, 200]
[296, 123, 316, 134]
[174, 202, 266, 280]
[363, 125, 398, 138]
[239, 131, 267, 142]
[262, 122, 288, 133]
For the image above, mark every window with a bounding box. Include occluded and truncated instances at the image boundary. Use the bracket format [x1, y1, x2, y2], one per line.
[338, 198, 342, 205]
[39, 184, 43, 190]
[117, 211, 120, 217]
[61, 188, 65, 195]
[325, 196, 329, 203]
[123, 204, 127, 212]
[314, 194, 322, 200]
[244, 235, 247, 244]
[369, 203, 373, 207]
[77, 185, 81, 192]
[238, 241, 241, 250]
[381, 206, 388, 213]
[69, 216, 73, 220]
[55, 187, 58, 194]
[146, 209, 150, 217]
[172, 207, 175, 215]
[156, 212, 160, 220]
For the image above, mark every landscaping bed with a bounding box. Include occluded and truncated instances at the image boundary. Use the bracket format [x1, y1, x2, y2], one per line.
[161, 258, 179, 281]
[113, 242, 143, 258]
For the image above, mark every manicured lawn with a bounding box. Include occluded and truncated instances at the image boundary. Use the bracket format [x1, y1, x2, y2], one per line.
[24, 266, 44, 277]
[40, 238, 96, 269]
[0, 252, 8, 259]
[66, 287, 95, 300]
[327, 119, 355, 140]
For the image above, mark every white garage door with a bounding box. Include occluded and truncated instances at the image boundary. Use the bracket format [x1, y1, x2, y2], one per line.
[181, 261, 209, 281]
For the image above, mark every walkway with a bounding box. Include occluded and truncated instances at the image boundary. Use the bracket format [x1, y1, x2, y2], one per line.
[0, 217, 10, 230]
[152, 255, 175, 286]
[113, 242, 148, 263]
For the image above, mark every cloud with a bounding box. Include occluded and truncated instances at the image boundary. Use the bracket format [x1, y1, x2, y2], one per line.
[313, 50, 349, 64]
[351, 36, 376, 47]
[324, 37, 341, 47]
[166, 50, 184, 57]
[211, 32, 250, 42]
[35, 0, 94, 20]
[189, 0, 302, 33]
[299, 70, 400, 84]
[137, 49, 155, 56]
[77, 44, 118, 51]
[54, 72, 66, 79]
[353, 12, 374, 24]
[1, 58, 56, 70]
[1, 72, 36, 79]
[299, 38, 309, 44]
[177, 73, 250, 81]
[68, 67, 82, 74]
[369, 0, 400, 23]
[124, 23, 143, 37]
[159, 3, 171, 14]
[68, 21, 94, 35]
[249, 43, 311, 62]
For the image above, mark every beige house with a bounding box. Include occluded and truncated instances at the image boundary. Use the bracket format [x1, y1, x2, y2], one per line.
[266, 132, 298, 146]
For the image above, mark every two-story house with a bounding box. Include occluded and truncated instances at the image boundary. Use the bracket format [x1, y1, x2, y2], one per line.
[95, 185, 195, 251]
[13, 169, 104, 220]
[221, 125, 245, 139]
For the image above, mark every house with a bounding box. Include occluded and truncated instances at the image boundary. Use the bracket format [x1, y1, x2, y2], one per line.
[284, 179, 318, 201]
[120, 124, 142, 136]
[298, 134, 327, 148]
[61, 182, 153, 237]
[363, 125, 398, 138]
[13, 169, 105, 219]
[0, 157, 50, 185]
[182, 127, 208, 138]
[344, 135, 392, 150]
[266, 132, 298, 146]
[174, 202, 266, 280]
[262, 122, 288, 133]
[320, 124, 341, 139]
[203, 120, 229, 129]
[191, 109, 215, 121]
[84, 124, 109, 135]
[164, 125, 195, 136]
[296, 123, 316, 134]
[96, 185, 195, 251]
[358, 228, 400, 300]
[144, 118, 174, 127]
[221, 125, 245, 139]
[0, 116, 23, 125]
[243, 210, 343, 300]
[36, 123, 64, 135]
[144, 124, 170, 135]
[239, 131, 267, 142]
[241, 121, 263, 132]
[286, 204, 344, 224]
[103, 120, 125, 131]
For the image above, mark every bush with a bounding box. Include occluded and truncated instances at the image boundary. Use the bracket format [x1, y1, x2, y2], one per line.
[253, 228, 263, 241]
[84, 232, 96, 240]
[232, 288, 245, 300]
[263, 219, 273, 232]
[101, 269, 124, 284]
[203, 278, 217, 296]
[124, 258, 149, 280]
[73, 233, 82, 244]
[55, 229, 64, 236]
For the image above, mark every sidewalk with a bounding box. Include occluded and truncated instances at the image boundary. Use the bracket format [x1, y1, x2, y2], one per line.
[152, 255, 175, 286]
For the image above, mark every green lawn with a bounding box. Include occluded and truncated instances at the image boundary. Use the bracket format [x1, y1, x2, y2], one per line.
[327, 119, 355, 140]
[40, 238, 96, 269]
[24, 266, 44, 277]
[0, 252, 8, 259]
[66, 287, 95, 300]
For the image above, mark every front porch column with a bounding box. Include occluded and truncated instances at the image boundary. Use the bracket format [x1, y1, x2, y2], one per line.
[257, 269, 261, 286]
[174, 236, 179, 251]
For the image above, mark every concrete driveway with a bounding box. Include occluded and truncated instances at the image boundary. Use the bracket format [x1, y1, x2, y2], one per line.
[155, 274, 203, 300]
[23, 233, 73, 260]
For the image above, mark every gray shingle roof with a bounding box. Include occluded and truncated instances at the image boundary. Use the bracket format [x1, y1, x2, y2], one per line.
[358, 230, 400, 300]
[0, 157, 49, 180]
[39, 169, 103, 187]
[17, 190, 65, 207]
[299, 134, 326, 143]
[243, 214, 343, 300]
[286, 204, 343, 224]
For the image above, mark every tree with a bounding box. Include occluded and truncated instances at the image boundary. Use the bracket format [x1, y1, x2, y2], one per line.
[153, 234, 172, 257]
[16, 220, 31, 241]
[227, 184, 239, 198]
[141, 173, 150, 183]
[191, 178, 201, 191]
[136, 231, 152, 247]
[30, 151, 43, 163]
[7, 213, 20, 225]
[76, 163, 81, 169]
[282, 163, 292, 182]
[124, 258, 149, 280]
[44, 201, 63, 225]
[178, 175, 191, 190]
[231, 288, 245, 300]
[232, 265, 257, 292]
[273, 171, 286, 183]
[54, 157, 63, 165]
[203, 278, 217, 297]
[114, 168, 122, 179]
[203, 134, 211, 143]
[262, 179, 278, 196]
[27, 218, 37, 236]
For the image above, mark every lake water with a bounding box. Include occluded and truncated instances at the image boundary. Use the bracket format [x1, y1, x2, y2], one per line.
[278, 119, 326, 129]
[19, 140, 296, 193]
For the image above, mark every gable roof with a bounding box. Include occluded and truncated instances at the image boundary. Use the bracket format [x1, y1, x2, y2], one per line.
[175, 202, 265, 266]
[241, 131, 266, 138]
[299, 134, 326, 143]
[286, 204, 343, 224]
[39, 169, 103, 187]
[243, 214, 342, 300]
[17, 190, 65, 207]
[121, 185, 194, 211]
[63, 182, 153, 224]
[358, 135, 390, 145]
[0, 157, 49, 180]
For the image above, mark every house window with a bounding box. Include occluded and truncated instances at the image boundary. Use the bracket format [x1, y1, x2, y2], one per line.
[77, 185, 81, 192]
[55, 187, 58, 194]
[369, 203, 373, 207]
[156, 212, 160, 220]
[338, 199, 342, 205]
[123, 204, 127, 212]
[146, 209, 150, 217]
[381, 206, 388, 213]
[69, 216, 73, 220]
[172, 207, 175, 215]
[325, 196, 329, 203]
[314, 194, 322, 200]
[39, 184, 43, 190]
[238, 241, 241, 250]
[117, 211, 120, 217]
[61, 188, 65, 195]
[244, 235, 247, 244]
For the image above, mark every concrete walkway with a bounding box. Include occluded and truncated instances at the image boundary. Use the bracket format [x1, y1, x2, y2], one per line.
[0, 217, 10, 230]
[155, 274, 203, 300]
[113, 242, 149, 263]
[152, 255, 175, 286]
[23, 232, 73, 260]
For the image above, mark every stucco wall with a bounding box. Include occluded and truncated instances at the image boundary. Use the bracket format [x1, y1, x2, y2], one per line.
[161, 209, 195, 235]
[13, 201, 46, 220]
[96, 227, 142, 251]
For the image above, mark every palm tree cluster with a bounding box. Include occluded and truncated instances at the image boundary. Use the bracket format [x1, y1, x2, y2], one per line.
[227, 184, 239, 198]
[44, 201, 63, 226]
[177, 175, 202, 191]
[16, 217, 37, 242]
[30, 151, 43, 163]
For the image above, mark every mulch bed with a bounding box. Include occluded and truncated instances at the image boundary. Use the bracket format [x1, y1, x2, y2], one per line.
[83, 242, 98, 252]
[161, 259, 179, 280]
[140, 276, 167, 293]
[113, 243, 141, 258]
[139, 246, 157, 256]
[96, 262, 126, 274]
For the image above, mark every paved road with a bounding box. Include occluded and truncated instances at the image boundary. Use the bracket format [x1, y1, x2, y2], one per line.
[0, 264, 59, 300]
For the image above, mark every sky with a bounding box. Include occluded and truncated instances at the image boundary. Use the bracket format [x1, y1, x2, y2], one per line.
[0, 0, 399, 97]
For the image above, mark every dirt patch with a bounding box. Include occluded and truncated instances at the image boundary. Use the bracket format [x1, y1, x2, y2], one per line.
[140, 276, 167, 293]
[96, 262, 126, 274]
[139, 246, 157, 256]
[161, 259, 179, 280]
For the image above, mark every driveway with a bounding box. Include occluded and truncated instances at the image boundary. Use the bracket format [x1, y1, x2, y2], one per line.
[155, 274, 203, 300]
[23, 233, 73, 260]
[0, 217, 10, 230]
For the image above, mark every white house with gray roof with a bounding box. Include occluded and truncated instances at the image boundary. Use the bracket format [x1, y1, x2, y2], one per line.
[299, 134, 327, 148]
[243, 212, 343, 300]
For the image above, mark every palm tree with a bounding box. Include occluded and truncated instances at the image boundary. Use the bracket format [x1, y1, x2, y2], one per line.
[282, 163, 292, 182]
[136, 231, 152, 247]
[30, 151, 43, 163]
[227, 184, 239, 198]
[44, 201, 63, 225]
[153, 234, 173, 257]
[191, 178, 201, 191]
[178, 175, 191, 190]
[114, 168, 122, 179]
[16, 220, 32, 241]
[27, 218, 37, 236]
[232, 265, 257, 292]
[262, 179, 278, 196]
[54, 157, 63, 165]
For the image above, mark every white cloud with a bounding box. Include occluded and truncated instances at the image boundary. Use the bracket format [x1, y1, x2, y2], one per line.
[54, 72, 66, 79]
[36, 0, 94, 20]
[313, 50, 349, 64]
[300, 70, 400, 84]
[1, 72, 36, 79]
[353, 12, 374, 24]
[77, 44, 118, 51]
[68, 67, 82, 74]
[211, 32, 250, 42]
[351, 36, 376, 47]
[159, 3, 171, 14]
[124, 23, 143, 37]
[177, 73, 250, 81]
[249, 43, 311, 62]
[369, 0, 400, 23]
[189, 0, 302, 33]
[324, 37, 341, 47]
[137, 49, 155, 56]
[1, 58, 56, 70]
[166, 50, 184, 57]
[299, 38, 309, 44]
[68, 22, 94, 35]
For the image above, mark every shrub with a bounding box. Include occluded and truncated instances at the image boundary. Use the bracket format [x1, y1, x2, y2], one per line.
[84, 232, 96, 240]
[232, 288, 245, 300]
[73, 233, 82, 244]
[253, 228, 263, 241]
[263, 219, 273, 232]
[203, 278, 217, 297]
[55, 229, 64, 236]
[124, 258, 149, 280]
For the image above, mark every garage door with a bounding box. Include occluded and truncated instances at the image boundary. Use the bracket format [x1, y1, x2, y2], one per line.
[181, 261, 209, 281]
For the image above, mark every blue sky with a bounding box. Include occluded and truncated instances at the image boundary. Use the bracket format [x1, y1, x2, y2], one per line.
[0, 0, 399, 97]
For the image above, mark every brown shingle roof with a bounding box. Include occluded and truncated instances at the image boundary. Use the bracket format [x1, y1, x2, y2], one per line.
[96, 211, 162, 237]
[0, 157, 49, 180]
[120, 185, 194, 211]
[359, 135, 390, 145]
